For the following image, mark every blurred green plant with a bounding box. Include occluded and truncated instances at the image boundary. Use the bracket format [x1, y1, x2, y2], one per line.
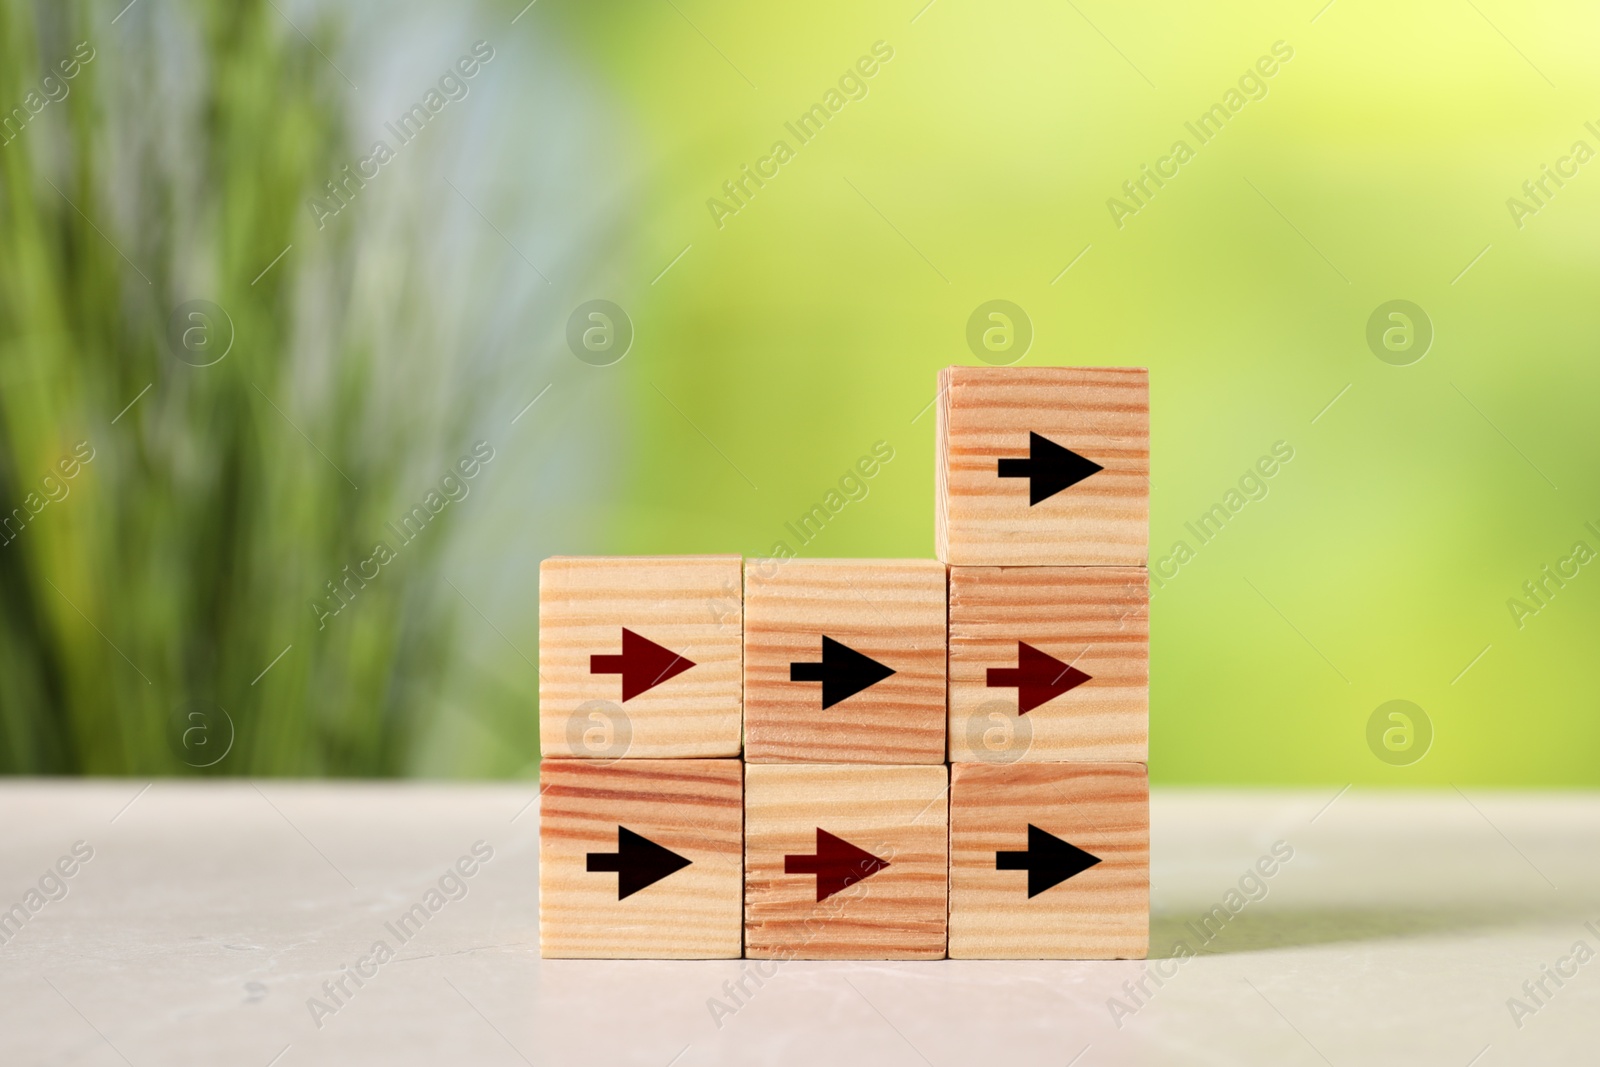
[0, 0, 471, 775]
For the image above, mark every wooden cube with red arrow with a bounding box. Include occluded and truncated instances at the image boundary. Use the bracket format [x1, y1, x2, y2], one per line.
[948, 565, 1148, 763]
[538, 555, 743, 759]
[744, 763, 948, 959]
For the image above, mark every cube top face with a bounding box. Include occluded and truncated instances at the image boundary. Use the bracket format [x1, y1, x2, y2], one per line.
[744, 764, 949, 960]
[948, 566, 1148, 764]
[539, 555, 742, 759]
[539, 759, 743, 958]
[743, 558, 947, 765]
[949, 762, 1148, 960]
[937, 366, 1149, 566]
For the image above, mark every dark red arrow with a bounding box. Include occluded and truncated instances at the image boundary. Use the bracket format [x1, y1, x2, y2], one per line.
[986, 641, 1091, 713]
[590, 628, 696, 701]
[784, 828, 890, 902]
[997, 431, 1103, 505]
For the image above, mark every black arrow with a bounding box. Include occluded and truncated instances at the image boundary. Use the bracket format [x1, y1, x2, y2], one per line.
[995, 824, 1101, 897]
[586, 826, 691, 899]
[997, 431, 1104, 505]
[789, 636, 896, 709]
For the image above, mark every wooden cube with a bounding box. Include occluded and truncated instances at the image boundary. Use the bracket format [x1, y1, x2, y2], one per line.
[948, 566, 1147, 764]
[744, 764, 948, 959]
[538, 759, 742, 958]
[936, 366, 1148, 566]
[539, 556, 742, 759]
[743, 558, 946, 764]
[949, 761, 1148, 959]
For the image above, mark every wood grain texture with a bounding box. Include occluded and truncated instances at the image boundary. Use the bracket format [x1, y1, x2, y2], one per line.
[539, 759, 743, 958]
[936, 365, 1149, 566]
[948, 567, 1147, 763]
[539, 556, 742, 759]
[949, 761, 1148, 959]
[745, 764, 948, 959]
[743, 559, 946, 764]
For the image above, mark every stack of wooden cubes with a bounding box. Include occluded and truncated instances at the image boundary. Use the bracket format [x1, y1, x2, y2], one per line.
[538, 366, 1149, 960]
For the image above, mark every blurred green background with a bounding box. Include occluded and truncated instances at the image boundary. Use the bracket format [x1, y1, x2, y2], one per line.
[1, 0, 1595, 784]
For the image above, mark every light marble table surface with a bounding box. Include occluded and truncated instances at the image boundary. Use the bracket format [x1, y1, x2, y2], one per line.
[2, 781, 1597, 1066]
